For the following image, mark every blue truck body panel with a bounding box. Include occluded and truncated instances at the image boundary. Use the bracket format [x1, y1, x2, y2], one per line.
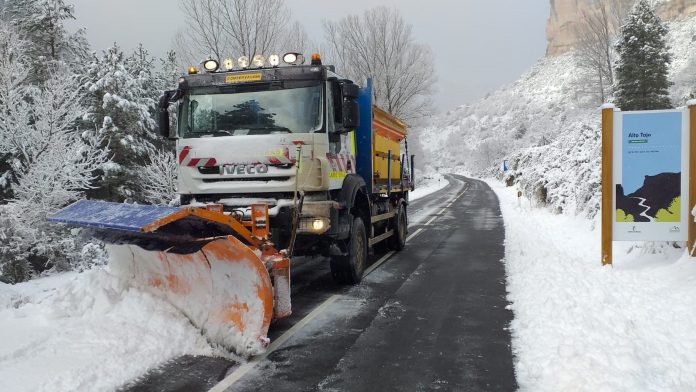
[355, 79, 374, 194]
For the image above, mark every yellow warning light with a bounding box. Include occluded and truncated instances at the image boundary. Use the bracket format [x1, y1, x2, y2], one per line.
[188, 66, 199, 75]
[311, 53, 321, 65]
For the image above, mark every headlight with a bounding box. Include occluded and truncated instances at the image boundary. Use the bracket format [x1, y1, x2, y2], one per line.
[252, 54, 265, 67]
[282, 52, 304, 65]
[203, 59, 219, 72]
[298, 217, 330, 234]
[268, 54, 280, 67]
[312, 218, 325, 231]
[223, 58, 234, 70]
[237, 56, 249, 68]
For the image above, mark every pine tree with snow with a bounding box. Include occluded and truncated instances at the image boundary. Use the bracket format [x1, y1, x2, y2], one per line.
[613, 0, 672, 111]
[83, 44, 162, 202]
[0, 0, 90, 84]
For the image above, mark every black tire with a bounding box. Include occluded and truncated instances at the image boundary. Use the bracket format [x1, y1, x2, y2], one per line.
[388, 203, 407, 251]
[330, 216, 367, 284]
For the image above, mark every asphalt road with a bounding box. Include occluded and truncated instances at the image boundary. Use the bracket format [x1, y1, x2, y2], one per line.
[122, 175, 516, 392]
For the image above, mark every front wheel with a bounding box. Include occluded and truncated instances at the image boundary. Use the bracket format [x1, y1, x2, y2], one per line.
[330, 216, 367, 284]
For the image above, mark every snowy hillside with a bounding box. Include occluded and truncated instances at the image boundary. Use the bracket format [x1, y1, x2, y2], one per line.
[418, 16, 696, 217]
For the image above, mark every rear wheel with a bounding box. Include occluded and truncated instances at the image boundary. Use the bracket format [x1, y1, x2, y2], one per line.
[388, 204, 407, 251]
[330, 216, 367, 284]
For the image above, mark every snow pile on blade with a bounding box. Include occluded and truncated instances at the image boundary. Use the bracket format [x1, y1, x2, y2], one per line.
[0, 269, 214, 392]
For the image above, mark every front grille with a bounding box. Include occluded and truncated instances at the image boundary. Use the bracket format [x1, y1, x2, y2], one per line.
[202, 177, 291, 183]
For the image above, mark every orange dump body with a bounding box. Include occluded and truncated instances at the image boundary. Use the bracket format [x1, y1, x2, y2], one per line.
[372, 106, 408, 191]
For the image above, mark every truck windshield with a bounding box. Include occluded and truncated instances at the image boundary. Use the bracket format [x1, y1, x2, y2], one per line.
[179, 81, 323, 138]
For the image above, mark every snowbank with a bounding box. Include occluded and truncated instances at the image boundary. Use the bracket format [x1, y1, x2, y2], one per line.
[0, 269, 213, 392]
[489, 179, 696, 392]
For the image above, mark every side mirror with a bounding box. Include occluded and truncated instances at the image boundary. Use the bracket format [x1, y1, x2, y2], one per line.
[158, 92, 172, 139]
[158, 90, 183, 139]
[341, 83, 359, 99]
[342, 100, 359, 129]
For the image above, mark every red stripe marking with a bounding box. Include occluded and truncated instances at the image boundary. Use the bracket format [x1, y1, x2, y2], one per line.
[203, 158, 217, 167]
[178, 147, 190, 164]
[268, 157, 281, 165]
[188, 158, 201, 167]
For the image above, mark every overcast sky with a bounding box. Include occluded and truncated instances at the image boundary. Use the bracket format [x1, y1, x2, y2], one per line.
[67, 0, 549, 112]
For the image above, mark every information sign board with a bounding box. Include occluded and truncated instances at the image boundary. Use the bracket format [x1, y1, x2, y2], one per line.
[612, 110, 689, 241]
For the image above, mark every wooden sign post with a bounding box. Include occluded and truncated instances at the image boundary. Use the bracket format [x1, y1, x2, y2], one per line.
[688, 103, 696, 254]
[602, 103, 696, 265]
[601, 105, 615, 266]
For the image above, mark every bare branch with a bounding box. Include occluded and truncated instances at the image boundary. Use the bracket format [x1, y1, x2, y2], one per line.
[323, 7, 435, 123]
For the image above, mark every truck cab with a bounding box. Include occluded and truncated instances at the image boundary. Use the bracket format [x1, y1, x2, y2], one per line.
[159, 53, 412, 284]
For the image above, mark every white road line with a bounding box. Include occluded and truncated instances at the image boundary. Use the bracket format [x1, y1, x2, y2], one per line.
[209, 295, 341, 392]
[406, 228, 424, 242]
[363, 251, 396, 277]
[424, 214, 439, 226]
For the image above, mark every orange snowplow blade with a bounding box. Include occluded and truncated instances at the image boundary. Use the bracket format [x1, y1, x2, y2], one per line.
[109, 236, 274, 356]
[49, 200, 291, 356]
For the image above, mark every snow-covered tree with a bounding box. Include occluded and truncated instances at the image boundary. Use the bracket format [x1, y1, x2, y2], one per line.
[137, 147, 178, 206]
[0, 65, 109, 283]
[1, 0, 90, 83]
[0, 19, 28, 200]
[9, 69, 109, 219]
[157, 50, 180, 89]
[323, 7, 436, 122]
[575, 0, 633, 104]
[84, 44, 162, 202]
[614, 0, 672, 110]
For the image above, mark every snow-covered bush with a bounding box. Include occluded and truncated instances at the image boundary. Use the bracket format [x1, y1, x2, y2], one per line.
[77, 242, 109, 272]
[507, 120, 601, 218]
[0, 206, 33, 284]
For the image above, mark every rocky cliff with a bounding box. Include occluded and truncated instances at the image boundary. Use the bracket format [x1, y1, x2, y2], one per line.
[547, 0, 696, 56]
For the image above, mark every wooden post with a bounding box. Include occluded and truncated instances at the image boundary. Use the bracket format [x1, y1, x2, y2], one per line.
[688, 104, 696, 255]
[601, 105, 614, 266]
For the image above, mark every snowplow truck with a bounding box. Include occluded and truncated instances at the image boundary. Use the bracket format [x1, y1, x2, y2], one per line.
[49, 52, 414, 356]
